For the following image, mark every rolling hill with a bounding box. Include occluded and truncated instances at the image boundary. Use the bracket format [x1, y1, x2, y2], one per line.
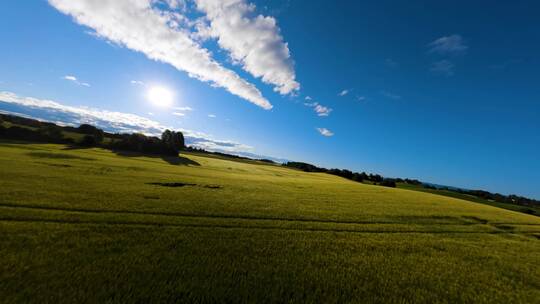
[0, 141, 539, 303]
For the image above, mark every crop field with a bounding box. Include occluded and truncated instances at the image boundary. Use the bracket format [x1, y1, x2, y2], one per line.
[1, 141, 539, 303]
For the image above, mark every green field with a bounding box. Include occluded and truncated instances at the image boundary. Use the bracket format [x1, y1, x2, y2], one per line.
[1, 141, 539, 303]
[396, 183, 540, 216]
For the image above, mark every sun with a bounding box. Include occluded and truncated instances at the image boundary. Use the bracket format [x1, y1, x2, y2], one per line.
[147, 86, 173, 107]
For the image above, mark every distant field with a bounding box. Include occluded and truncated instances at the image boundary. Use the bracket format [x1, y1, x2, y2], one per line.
[1, 141, 539, 303]
[397, 182, 540, 216]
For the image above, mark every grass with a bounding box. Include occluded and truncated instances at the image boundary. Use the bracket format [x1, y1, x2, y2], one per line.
[1, 141, 539, 303]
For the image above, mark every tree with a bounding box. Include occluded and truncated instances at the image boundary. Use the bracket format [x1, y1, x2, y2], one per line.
[80, 135, 96, 146]
[161, 129, 173, 145]
[40, 125, 63, 141]
[161, 129, 185, 155]
[173, 131, 185, 151]
[380, 179, 396, 188]
[78, 124, 104, 143]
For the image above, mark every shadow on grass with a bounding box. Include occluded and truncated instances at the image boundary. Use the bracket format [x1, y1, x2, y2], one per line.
[61, 145, 94, 150]
[60, 144, 201, 166]
[112, 150, 201, 166]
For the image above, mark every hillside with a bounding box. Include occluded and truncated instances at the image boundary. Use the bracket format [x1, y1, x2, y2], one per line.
[2, 113, 538, 217]
[0, 141, 539, 303]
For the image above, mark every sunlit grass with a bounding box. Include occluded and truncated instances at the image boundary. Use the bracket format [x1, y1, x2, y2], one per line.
[1, 142, 539, 303]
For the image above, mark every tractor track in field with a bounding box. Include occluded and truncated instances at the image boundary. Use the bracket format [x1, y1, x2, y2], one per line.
[2, 217, 539, 236]
[2, 202, 535, 226]
[1, 203, 539, 237]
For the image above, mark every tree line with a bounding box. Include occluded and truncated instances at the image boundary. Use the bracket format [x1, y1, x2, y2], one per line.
[283, 161, 539, 209]
[0, 114, 184, 156]
[283, 161, 404, 188]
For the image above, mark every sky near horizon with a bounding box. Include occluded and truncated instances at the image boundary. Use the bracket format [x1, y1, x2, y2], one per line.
[0, 1, 539, 198]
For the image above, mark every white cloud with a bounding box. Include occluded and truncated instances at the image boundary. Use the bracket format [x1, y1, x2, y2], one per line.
[172, 112, 185, 116]
[305, 96, 312, 100]
[0, 90, 252, 153]
[338, 89, 350, 96]
[430, 60, 455, 76]
[130, 80, 145, 86]
[356, 95, 366, 102]
[195, 0, 299, 95]
[304, 101, 332, 117]
[208, 114, 216, 118]
[317, 127, 333, 137]
[428, 34, 468, 54]
[63, 75, 90, 87]
[314, 104, 332, 117]
[381, 91, 401, 100]
[48, 0, 272, 110]
[173, 106, 193, 111]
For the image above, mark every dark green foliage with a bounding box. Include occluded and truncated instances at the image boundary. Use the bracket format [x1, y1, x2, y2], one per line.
[380, 179, 397, 188]
[405, 178, 422, 185]
[80, 135, 97, 146]
[284, 161, 325, 172]
[40, 125, 64, 140]
[258, 159, 276, 164]
[0, 125, 65, 143]
[78, 124, 104, 142]
[112, 133, 176, 156]
[0, 113, 43, 128]
[161, 129, 185, 154]
[284, 162, 385, 187]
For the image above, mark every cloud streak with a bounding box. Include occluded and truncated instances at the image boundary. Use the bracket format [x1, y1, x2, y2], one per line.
[63, 75, 90, 87]
[317, 127, 333, 137]
[48, 0, 272, 109]
[430, 60, 455, 76]
[428, 34, 468, 54]
[338, 89, 350, 96]
[381, 91, 401, 100]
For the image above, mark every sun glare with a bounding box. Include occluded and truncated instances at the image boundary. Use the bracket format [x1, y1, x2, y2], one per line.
[147, 86, 173, 107]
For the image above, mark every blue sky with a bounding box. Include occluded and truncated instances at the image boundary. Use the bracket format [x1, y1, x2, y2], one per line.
[1, 0, 539, 198]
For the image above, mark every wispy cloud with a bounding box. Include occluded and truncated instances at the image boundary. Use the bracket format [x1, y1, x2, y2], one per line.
[304, 101, 332, 117]
[0, 90, 253, 153]
[317, 127, 334, 137]
[194, 0, 299, 95]
[49, 0, 273, 110]
[338, 89, 350, 97]
[305, 96, 312, 100]
[130, 80, 145, 86]
[428, 34, 468, 54]
[314, 104, 332, 117]
[430, 60, 455, 76]
[208, 114, 216, 118]
[172, 112, 185, 117]
[381, 91, 401, 100]
[355, 95, 366, 102]
[173, 106, 193, 111]
[63, 75, 90, 87]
